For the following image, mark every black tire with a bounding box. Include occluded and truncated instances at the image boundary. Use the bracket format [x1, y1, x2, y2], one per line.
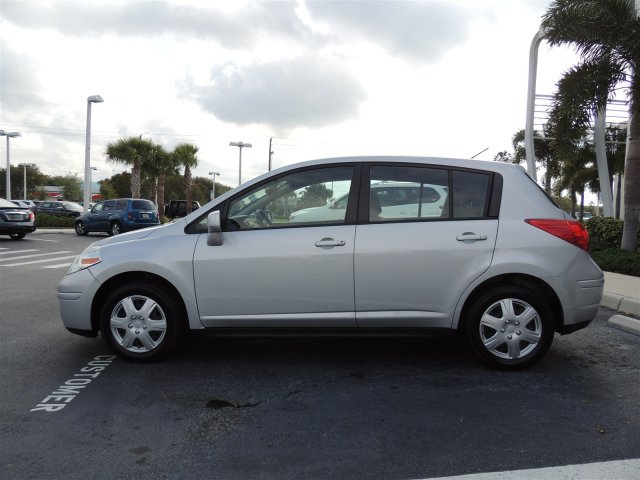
[464, 285, 554, 370]
[99, 282, 185, 361]
[109, 221, 121, 236]
[9, 233, 26, 240]
[75, 221, 88, 236]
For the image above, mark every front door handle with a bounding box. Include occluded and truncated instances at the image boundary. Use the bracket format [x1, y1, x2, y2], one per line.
[456, 232, 487, 242]
[315, 238, 346, 248]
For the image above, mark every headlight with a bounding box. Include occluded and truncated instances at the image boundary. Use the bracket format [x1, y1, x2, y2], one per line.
[68, 247, 102, 274]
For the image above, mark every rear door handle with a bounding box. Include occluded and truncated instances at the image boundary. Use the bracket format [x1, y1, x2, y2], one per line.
[456, 232, 487, 242]
[315, 238, 346, 248]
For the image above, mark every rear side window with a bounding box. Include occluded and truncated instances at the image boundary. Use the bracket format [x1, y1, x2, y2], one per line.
[132, 200, 155, 210]
[115, 199, 128, 210]
[369, 166, 449, 221]
[452, 171, 490, 219]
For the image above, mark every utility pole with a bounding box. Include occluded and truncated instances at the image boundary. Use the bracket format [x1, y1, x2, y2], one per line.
[268, 137, 274, 171]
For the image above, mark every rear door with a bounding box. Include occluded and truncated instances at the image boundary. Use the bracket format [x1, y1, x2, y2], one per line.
[354, 164, 499, 328]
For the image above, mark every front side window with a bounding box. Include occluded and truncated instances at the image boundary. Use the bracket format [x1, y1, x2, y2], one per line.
[227, 166, 354, 230]
[92, 203, 104, 213]
[369, 166, 449, 221]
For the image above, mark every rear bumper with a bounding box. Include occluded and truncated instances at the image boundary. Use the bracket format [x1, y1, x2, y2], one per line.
[546, 271, 604, 329]
[0, 224, 36, 234]
[121, 220, 161, 232]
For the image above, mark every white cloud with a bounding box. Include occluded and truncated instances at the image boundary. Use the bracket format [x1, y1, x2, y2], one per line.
[0, 0, 582, 191]
[183, 55, 366, 131]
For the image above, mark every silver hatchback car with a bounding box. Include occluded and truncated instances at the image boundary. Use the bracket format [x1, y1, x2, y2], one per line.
[58, 157, 604, 369]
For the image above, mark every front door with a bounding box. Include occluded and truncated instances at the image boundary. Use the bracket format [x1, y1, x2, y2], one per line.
[193, 165, 359, 328]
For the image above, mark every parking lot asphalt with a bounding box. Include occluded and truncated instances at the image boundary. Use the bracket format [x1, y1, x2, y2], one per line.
[2, 233, 640, 479]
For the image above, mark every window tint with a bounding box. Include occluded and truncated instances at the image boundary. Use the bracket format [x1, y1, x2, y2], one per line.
[115, 199, 128, 210]
[369, 166, 449, 221]
[103, 201, 115, 211]
[452, 171, 490, 218]
[131, 200, 155, 210]
[227, 166, 354, 230]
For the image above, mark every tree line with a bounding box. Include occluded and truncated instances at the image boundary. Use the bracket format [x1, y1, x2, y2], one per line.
[0, 136, 232, 220]
[496, 0, 639, 252]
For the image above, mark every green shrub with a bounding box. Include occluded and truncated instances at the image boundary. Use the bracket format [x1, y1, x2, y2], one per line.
[590, 247, 640, 277]
[585, 216, 640, 249]
[35, 213, 76, 228]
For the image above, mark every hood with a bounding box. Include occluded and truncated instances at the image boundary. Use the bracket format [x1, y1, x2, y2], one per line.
[90, 222, 179, 247]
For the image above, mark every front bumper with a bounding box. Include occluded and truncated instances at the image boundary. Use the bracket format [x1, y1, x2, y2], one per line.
[58, 267, 102, 333]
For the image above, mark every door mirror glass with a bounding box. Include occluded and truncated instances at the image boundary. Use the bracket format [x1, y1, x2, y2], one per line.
[207, 211, 223, 246]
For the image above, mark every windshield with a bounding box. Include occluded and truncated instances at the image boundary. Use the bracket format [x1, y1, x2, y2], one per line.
[62, 202, 84, 211]
[0, 198, 19, 208]
[131, 199, 156, 210]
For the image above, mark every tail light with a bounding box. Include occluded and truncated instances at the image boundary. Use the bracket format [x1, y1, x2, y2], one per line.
[525, 219, 590, 252]
[29, 212, 35, 220]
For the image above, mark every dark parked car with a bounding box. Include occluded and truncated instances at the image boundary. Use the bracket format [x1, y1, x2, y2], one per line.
[35, 201, 84, 218]
[74, 198, 160, 236]
[0, 198, 36, 239]
[165, 200, 201, 219]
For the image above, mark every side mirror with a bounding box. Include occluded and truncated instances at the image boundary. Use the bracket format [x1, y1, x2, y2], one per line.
[207, 211, 224, 246]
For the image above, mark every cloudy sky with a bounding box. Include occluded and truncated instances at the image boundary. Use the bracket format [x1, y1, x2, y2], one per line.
[0, 0, 579, 190]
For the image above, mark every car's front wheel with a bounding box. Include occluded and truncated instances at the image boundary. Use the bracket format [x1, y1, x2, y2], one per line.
[74, 221, 88, 236]
[464, 285, 554, 370]
[99, 282, 185, 361]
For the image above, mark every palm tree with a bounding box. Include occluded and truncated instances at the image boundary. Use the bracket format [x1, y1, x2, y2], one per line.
[172, 143, 199, 214]
[494, 126, 560, 195]
[152, 145, 179, 222]
[105, 136, 155, 199]
[542, 0, 640, 251]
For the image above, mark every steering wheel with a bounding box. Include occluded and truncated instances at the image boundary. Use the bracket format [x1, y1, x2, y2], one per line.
[254, 209, 273, 228]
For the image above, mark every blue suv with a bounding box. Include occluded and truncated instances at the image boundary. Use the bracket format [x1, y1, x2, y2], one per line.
[74, 198, 160, 236]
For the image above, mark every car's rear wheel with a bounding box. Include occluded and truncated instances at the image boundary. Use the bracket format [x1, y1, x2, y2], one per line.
[74, 221, 88, 236]
[464, 285, 554, 370]
[99, 282, 185, 361]
[9, 233, 26, 240]
[109, 221, 121, 236]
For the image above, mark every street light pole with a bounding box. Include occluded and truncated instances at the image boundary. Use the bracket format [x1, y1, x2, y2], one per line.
[209, 171, 221, 200]
[229, 141, 252, 185]
[89, 166, 97, 204]
[18, 163, 34, 200]
[0, 130, 22, 201]
[84, 95, 103, 212]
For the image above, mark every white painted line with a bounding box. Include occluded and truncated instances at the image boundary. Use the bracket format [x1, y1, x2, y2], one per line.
[27, 238, 59, 242]
[418, 458, 640, 480]
[42, 263, 72, 269]
[0, 249, 39, 255]
[0, 250, 71, 261]
[0, 255, 78, 266]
